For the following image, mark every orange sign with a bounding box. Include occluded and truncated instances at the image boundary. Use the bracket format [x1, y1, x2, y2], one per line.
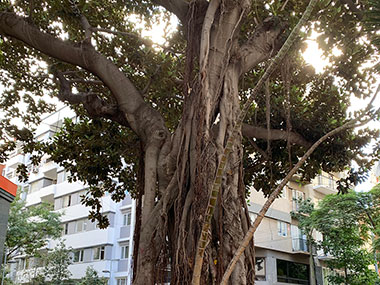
[0, 174, 17, 197]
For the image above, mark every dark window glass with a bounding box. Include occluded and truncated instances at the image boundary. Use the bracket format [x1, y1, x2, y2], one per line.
[277, 259, 309, 284]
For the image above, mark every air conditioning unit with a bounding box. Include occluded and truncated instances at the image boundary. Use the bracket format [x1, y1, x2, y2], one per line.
[32, 165, 39, 173]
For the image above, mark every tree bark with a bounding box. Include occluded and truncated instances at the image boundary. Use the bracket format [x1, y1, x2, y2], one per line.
[309, 241, 316, 285]
[4, 1, 372, 284]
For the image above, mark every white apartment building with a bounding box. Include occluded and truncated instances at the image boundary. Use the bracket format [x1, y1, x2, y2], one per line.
[3, 107, 135, 285]
[249, 172, 342, 284]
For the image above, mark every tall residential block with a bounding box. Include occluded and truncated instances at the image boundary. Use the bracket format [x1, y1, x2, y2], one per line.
[249, 172, 342, 284]
[3, 107, 135, 285]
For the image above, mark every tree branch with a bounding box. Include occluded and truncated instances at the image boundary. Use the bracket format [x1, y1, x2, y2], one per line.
[338, 0, 363, 19]
[239, 17, 287, 74]
[247, 138, 268, 161]
[221, 84, 380, 284]
[90, 27, 154, 47]
[152, 0, 189, 23]
[0, 12, 168, 143]
[193, 1, 319, 282]
[54, 71, 130, 126]
[68, 78, 103, 85]
[242, 123, 312, 148]
[80, 14, 92, 41]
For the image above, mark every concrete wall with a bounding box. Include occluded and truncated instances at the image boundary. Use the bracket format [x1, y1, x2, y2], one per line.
[0, 189, 14, 263]
[255, 248, 310, 285]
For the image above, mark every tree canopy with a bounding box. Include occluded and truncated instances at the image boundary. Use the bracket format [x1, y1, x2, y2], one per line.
[297, 188, 380, 284]
[0, 0, 378, 201]
[39, 240, 73, 285]
[79, 266, 108, 285]
[0, 0, 379, 284]
[6, 193, 62, 260]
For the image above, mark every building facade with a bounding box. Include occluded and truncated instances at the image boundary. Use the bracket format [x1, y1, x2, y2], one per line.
[0, 164, 17, 264]
[249, 172, 342, 285]
[3, 107, 135, 285]
[4, 106, 348, 284]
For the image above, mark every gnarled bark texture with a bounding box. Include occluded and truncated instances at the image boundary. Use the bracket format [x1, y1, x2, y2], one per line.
[0, 1, 300, 284]
[132, 1, 287, 284]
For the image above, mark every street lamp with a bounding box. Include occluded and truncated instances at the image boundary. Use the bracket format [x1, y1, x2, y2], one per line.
[102, 270, 111, 285]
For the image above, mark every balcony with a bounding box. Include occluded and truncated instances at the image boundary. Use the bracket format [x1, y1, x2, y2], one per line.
[317, 249, 334, 261]
[8, 145, 23, 157]
[6, 154, 24, 169]
[5, 170, 17, 180]
[68, 260, 111, 279]
[40, 184, 56, 204]
[118, 259, 130, 272]
[121, 194, 132, 207]
[313, 174, 337, 195]
[36, 130, 56, 142]
[55, 227, 116, 249]
[292, 238, 308, 252]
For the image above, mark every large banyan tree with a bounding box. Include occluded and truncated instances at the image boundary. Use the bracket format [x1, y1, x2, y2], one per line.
[0, 0, 379, 284]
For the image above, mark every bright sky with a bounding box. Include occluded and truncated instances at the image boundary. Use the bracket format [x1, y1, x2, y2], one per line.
[129, 13, 178, 47]
[301, 29, 380, 191]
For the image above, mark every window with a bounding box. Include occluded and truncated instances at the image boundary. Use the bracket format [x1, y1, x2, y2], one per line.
[291, 225, 307, 252]
[63, 223, 69, 235]
[121, 244, 129, 259]
[63, 195, 71, 207]
[117, 278, 127, 285]
[26, 164, 32, 174]
[123, 212, 131, 226]
[93, 246, 105, 260]
[25, 258, 30, 269]
[76, 220, 84, 233]
[255, 257, 266, 281]
[75, 219, 88, 232]
[23, 185, 30, 194]
[57, 171, 67, 184]
[280, 187, 288, 199]
[18, 259, 25, 270]
[292, 190, 305, 211]
[78, 190, 87, 201]
[83, 219, 88, 231]
[277, 259, 309, 284]
[6, 170, 15, 179]
[73, 249, 84, 263]
[277, 221, 288, 237]
[29, 180, 41, 193]
[317, 174, 335, 189]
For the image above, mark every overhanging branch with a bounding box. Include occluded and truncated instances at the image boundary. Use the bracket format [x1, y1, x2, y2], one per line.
[54, 71, 130, 127]
[239, 17, 287, 74]
[221, 84, 380, 283]
[0, 11, 168, 142]
[152, 0, 189, 23]
[242, 124, 312, 148]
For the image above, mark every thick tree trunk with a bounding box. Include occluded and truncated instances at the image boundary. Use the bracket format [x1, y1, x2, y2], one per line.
[0, 1, 377, 285]
[0, 3, 285, 283]
[132, 1, 286, 284]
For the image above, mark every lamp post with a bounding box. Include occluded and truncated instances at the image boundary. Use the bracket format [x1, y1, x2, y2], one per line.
[1, 250, 16, 285]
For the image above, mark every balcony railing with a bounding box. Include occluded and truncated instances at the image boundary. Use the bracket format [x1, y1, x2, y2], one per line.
[315, 174, 336, 189]
[292, 238, 308, 252]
